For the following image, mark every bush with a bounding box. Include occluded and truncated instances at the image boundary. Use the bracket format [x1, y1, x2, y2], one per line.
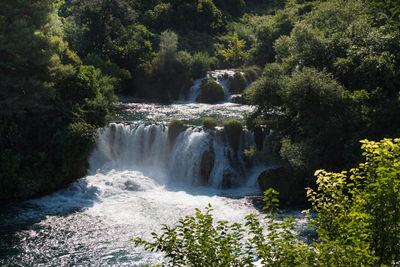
[229, 71, 247, 93]
[134, 139, 400, 266]
[223, 119, 243, 152]
[167, 119, 187, 145]
[202, 117, 217, 130]
[84, 54, 131, 91]
[197, 78, 225, 103]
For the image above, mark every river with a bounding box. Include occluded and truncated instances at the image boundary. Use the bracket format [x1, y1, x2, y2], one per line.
[0, 71, 307, 266]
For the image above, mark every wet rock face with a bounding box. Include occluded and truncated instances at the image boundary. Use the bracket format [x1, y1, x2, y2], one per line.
[167, 119, 187, 146]
[199, 150, 215, 186]
[229, 94, 243, 104]
[222, 169, 237, 188]
[258, 166, 310, 207]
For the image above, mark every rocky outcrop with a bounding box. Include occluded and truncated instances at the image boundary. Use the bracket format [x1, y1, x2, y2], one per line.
[258, 166, 310, 207]
[196, 78, 225, 103]
[222, 168, 239, 188]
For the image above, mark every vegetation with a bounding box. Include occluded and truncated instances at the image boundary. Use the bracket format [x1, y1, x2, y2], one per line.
[241, 66, 261, 83]
[244, 0, 400, 177]
[197, 78, 226, 103]
[223, 119, 243, 153]
[229, 71, 247, 93]
[167, 119, 187, 145]
[190, 52, 214, 79]
[56, 0, 318, 101]
[202, 117, 218, 130]
[134, 139, 400, 266]
[2, 0, 400, 264]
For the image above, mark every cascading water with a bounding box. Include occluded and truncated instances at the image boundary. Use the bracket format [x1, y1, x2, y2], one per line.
[91, 122, 256, 188]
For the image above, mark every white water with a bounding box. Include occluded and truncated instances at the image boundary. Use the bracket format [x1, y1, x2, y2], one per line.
[0, 124, 267, 265]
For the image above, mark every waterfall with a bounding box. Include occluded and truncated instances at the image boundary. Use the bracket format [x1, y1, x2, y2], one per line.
[90, 122, 256, 188]
[186, 70, 236, 102]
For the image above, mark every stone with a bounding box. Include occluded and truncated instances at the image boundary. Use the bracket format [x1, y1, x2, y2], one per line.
[257, 166, 310, 207]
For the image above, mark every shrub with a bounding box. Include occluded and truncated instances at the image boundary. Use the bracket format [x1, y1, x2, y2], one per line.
[167, 119, 186, 145]
[134, 139, 400, 266]
[308, 138, 400, 265]
[223, 119, 243, 152]
[197, 78, 225, 103]
[135, 49, 193, 101]
[229, 71, 247, 93]
[202, 117, 217, 130]
[242, 66, 261, 82]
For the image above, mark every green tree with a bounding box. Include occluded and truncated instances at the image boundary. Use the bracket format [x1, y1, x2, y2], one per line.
[159, 29, 178, 60]
[0, 0, 57, 114]
[0, 0, 116, 201]
[308, 138, 400, 265]
[221, 32, 246, 67]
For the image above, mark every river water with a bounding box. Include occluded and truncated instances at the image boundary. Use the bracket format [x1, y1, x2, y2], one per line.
[0, 72, 307, 266]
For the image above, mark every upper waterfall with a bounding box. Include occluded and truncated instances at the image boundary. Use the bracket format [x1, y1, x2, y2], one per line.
[185, 69, 247, 103]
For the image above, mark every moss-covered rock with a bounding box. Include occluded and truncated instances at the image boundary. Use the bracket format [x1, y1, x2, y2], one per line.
[257, 166, 309, 207]
[223, 119, 243, 153]
[229, 71, 247, 93]
[167, 119, 187, 145]
[242, 66, 261, 82]
[202, 117, 217, 130]
[197, 78, 225, 103]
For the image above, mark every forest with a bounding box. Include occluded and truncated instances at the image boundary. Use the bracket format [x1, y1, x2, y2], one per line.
[1, 0, 400, 265]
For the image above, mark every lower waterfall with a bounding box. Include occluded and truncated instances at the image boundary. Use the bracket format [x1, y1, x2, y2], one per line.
[91, 122, 257, 188]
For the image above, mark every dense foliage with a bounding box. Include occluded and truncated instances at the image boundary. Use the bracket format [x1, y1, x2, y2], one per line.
[0, 1, 116, 201]
[57, 0, 290, 100]
[134, 139, 400, 266]
[244, 0, 400, 176]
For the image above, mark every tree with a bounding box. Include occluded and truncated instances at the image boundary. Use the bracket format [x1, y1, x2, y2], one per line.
[159, 29, 178, 60]
[308, 138, 400, 265]
[0, 0, 116, 201]
[0, 0, 57, 114]
[221, 32, 246, 67]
